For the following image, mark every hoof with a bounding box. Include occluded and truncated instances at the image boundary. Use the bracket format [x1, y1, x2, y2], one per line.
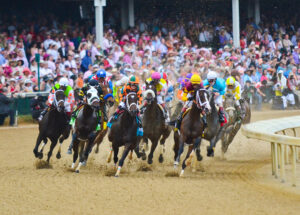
[95, 148, 99, 154]
[141, 150, 146, 160]
[158, 154, 164, 163]
[75, 170, 80, 173]
[147, 158, 153, 165]
[66, 149, 72, 155]
[114, 175, 119, 178]
[82, 161, 86, 167]
[196, 150, 203, 161]
[207, 147, 214, 157]
[38, 153, 43, 159]
[56, 153, 61, 159]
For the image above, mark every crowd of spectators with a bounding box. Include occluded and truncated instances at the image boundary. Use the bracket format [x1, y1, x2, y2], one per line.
[1, 7, 300, 111]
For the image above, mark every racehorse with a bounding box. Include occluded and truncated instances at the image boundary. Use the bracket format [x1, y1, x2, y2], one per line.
[71, 86, 100, 173]
[174, 89, 211, 176]
[33, 89, 70, 163]
[93, 82, 114, 154]
[107, 92, 141, 177]
[141, 82, 171, 164]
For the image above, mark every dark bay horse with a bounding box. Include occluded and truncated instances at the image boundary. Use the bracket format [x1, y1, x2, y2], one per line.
[108, 92, 140, 177]
[174, 89, 211, 177]
[71, 86, 100, 173]
[33, 89, 70, 163]
[141, 82, 171, 164]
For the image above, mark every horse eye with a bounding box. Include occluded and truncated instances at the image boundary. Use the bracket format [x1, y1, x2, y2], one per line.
[87, 93, 91, 98]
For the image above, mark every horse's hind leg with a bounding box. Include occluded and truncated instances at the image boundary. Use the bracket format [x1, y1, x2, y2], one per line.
[159, 128, 171, 163]
[33, 133, 44, 159]
[115, 145, 130, 177]
[38, 138, 48, 159]
[148, 138, 159, 165]
[174, 136, 184, 168]
[140, 138, 148, 160]
[47, 138, 58, 163]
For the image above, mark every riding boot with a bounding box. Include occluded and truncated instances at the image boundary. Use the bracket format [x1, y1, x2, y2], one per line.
[218, 107, 225, 123]
[175, 111, 184, 131]
[38, 107, 48, 122]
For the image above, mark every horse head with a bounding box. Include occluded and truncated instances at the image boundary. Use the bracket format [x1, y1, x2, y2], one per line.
[196, 89, 211, 113]
[125, 92, 138, 117]
[143, 82, 156, 104]
[54, 89, 65, 112]
[224, 93, 235, 109]
[86, 86, 100, 109]
[100, 82, 114, 107]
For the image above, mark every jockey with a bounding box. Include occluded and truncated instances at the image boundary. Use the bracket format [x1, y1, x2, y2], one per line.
[143, 72, 169, 122]
[203, 71, 226, 124]
[38, 77, 75, 122]
[162, 72, 174, 104]
[175, 74, 205, 130]
[108, 75, 143, 136]
[92, 69, 113, 92]
[225, 76, 243, 120]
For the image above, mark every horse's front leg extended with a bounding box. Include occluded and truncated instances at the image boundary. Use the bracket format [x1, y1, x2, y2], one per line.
[115, 144, 130, 177]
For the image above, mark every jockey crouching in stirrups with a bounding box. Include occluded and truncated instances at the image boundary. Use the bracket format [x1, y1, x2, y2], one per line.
[38, 77, 75, 123]
[175, 74, 206, 131]
[203, 71, 227, 126]
[225, 76, 243, 121]
[142, 72, 169, 124]
[108, 75, 143, 136]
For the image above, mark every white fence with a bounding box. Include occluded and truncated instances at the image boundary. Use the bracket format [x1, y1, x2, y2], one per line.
[241, 116, 300, 186]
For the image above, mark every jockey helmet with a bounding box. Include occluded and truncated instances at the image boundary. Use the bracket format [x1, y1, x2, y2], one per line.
[129, 75, 139, 84]
[151, 72, 161, 80]
[207, 71, 217, 81]
[226, 76, 236, 86]
[59, 77, 69, 87]
[89, 79, 99, 87]
[96, 69, 106, 78]
[162, 72, 167, 81]
[190, 74, 201, 85]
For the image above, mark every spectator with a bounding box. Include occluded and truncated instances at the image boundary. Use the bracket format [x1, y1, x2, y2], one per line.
[0, 88, 15, 126]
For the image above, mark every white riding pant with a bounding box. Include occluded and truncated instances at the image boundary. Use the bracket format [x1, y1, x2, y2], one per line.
[215, 95, 223, 107]
[282, 93, 295, 108]
[119, 101, 126, 109]
[157, 95, 164, 105]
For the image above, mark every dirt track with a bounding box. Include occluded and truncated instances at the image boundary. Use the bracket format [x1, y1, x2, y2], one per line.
[0, 110, 300, 215]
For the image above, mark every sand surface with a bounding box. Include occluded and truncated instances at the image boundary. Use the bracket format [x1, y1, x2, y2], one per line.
[0, 110, 300, 215]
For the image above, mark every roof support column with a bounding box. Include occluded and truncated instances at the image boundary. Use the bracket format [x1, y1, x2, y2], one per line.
[232, 0, 240, 48]
[128, 0, 135, 27]
[94, 0, 106, 46]
[254, 0, 260, 25]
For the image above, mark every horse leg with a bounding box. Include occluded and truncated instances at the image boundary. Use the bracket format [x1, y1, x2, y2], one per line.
[180, 144, 194, 177]
[141, 138, 148, 160]
[94, 129, 107, 153]
[75, 141, 85, 173]
[173, 131, 180, 162]
[191, 138, 201, 172]
[159, 128, 171, 163]
[148, 138, 159, 165]
[82, 133, 97, 166]
[113, 145, 119, 167]
[56, 136, 64, 159]
[107, 142, 113, 163]
[174, 136, 185, 169]
[115, 145, 130, 177]
[33, 133, 44, 159]
[134, 141, 141, 158]
[38, 138, 48, 159]
[46, 138, 58, 163]
[72, 138, 80, 169]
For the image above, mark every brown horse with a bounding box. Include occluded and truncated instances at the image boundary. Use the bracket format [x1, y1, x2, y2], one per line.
[93, 82, 114, 154]
[174, 89, 210, 177]
[141, 82, 171, 164]
[108, 92, 140, 177]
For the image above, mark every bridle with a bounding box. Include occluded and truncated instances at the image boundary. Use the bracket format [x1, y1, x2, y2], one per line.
[54, 89, 65, 111]
[196, 89, 210, 110]
[126, 92, 138, 111]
